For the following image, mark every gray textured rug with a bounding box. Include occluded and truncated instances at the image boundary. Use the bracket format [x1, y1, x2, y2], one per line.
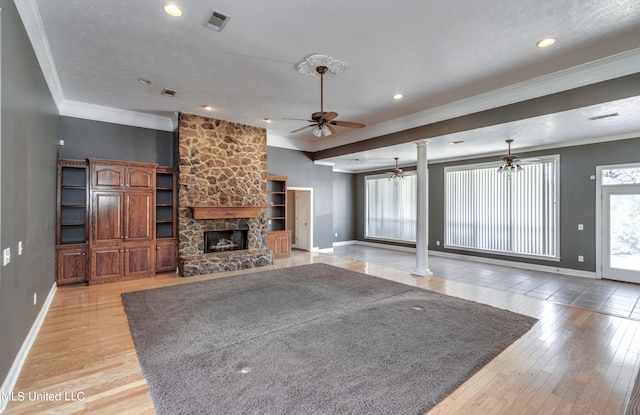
[122, 263, 537, 415]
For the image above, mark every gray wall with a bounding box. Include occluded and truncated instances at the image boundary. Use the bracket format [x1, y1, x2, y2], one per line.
[267, 146, 336, 249]
[332, 172, 356, 242]
[354, 137, 640, 272]
[59, 116, 175, 166]
[1, 0, 59, 383]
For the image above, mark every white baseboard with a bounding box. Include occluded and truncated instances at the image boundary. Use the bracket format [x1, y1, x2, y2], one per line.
[428, 250, 597, 279]
[0, 282, 57, 413]
[333, 240, 597, 279]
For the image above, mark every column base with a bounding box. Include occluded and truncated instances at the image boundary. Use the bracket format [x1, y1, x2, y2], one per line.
[412, 268, 433, 277]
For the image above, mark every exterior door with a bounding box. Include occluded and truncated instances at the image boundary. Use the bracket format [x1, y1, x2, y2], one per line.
[602, 184, 640, 283]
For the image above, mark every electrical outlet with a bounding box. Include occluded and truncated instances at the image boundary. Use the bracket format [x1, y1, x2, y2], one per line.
[18, 241, 24, 255]
[436, 241, 440, 246]
[578, 255, 584, 263]
[578, 224, 584, 231]
[58, 139, 65, 146]
[3, 248, 10, 266]
[335, 233, 338, 237]
[33, 293, 37, 306]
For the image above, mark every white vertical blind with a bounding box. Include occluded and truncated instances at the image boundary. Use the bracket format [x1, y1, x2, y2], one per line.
[445, 156, 559, 259]
[365, 174, 417, 242]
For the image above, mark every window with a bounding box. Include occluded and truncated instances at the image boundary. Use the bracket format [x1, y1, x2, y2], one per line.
[365, 173, 417, 242]
[444, 156, 559, 260]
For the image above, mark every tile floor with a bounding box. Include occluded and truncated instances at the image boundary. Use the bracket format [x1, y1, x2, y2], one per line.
[331, 244, 640, 320]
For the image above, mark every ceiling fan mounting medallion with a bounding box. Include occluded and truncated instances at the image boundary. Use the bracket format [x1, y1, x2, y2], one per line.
[289, 55, 365, 138]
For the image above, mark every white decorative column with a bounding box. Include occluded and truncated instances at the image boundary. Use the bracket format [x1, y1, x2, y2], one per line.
[413, 139, 432, 277]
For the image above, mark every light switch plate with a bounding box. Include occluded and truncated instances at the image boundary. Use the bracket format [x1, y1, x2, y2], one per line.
[3, 248, 10, 266]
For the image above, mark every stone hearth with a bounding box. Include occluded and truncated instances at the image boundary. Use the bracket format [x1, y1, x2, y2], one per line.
[177, 113, 272, 277]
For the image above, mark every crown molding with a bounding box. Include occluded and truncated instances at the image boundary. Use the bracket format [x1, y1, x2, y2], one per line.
[59, 101, 177, 131]
[313, 48, 640, 152]
[15, 0, 65, 109]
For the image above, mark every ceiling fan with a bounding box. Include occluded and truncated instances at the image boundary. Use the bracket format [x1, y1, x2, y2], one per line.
[389, 157, 405, 180]
[496, 139, 538, 173]
[289, 65, 365, 137]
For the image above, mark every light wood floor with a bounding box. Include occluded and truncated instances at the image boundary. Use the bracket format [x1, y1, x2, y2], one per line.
[6, 251, 640, 414]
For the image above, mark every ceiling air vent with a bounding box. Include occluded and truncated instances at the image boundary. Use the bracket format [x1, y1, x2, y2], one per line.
[588, 112, 618, 121]
[204, 9, 230, 32]
[161, 88, 176, 97]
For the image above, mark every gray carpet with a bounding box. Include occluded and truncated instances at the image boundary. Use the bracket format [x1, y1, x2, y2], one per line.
[122, 263, 537, 415]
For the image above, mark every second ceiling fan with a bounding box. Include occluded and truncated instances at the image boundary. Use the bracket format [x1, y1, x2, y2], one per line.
[289, 65, 365, 137]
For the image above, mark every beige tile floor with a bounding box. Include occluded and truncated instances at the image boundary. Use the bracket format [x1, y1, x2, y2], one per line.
[331, 244, 640, 321]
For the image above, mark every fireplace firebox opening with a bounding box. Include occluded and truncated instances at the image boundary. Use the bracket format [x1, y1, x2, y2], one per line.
[204, 229, 249, 253]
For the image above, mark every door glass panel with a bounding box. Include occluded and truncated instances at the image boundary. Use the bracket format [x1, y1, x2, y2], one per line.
[609, 194, 640, 271]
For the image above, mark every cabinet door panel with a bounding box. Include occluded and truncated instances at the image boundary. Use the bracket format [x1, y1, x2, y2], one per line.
[125, 244, 154, 277]
[56, 246, 88, 285]
[156, 240, 177, 272]
[92, 192, 123, 243]
[92, 247, 123, 283]
[126, 167, 154, 190]
[125, 192, 153, 241]
[92, 164, 124, 189]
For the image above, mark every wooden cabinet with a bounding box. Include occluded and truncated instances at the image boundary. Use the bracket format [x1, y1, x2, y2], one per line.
[267, 230, 292, 259]
[91, 191, 154, 243]
[156, 239, 178, 273]
[267, 174, 291, 258]
[56, 160, 89, 285]
[91, 243, 155, 284]
[56, 245, 89, 285]
[88, 159, 157, 284]
[56, 158, 173, 285]
[90, 161, 154, 190]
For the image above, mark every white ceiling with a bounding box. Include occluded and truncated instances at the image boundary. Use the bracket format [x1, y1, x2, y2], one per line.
[18, 0, 640, 172]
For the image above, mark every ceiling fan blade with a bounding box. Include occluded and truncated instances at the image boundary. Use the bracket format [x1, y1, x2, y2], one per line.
[290, 124, 315, 134]
[326, 124, 337, 137]
[330, 120, 366, 128]
[283, 117, 314, 122]
[322, 111, 338, 121]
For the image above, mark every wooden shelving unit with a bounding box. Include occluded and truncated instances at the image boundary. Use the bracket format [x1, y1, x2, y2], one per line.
[266, 174, 292, 258]
[155, 166, 178, 273]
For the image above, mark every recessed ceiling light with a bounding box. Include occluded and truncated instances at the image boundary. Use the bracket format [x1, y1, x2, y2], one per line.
[137, 78, 151, 85]
[163, 4, 183, 17]
[393, 93, 404, 100]
[262, 118, 272, 123]
[537, 38, 556, 48]
[200, 105, 213, 111]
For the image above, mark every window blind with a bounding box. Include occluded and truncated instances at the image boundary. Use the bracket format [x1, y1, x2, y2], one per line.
[445, 156, 559, 259]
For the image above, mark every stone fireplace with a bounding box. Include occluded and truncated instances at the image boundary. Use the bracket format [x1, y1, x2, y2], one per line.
[178, 114, 273, 277]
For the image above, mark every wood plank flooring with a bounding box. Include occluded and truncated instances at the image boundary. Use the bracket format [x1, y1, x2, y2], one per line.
[6, 251, 640, 414]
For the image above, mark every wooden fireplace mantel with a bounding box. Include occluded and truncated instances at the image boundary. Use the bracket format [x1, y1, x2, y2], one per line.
[191, 206, 264, 220]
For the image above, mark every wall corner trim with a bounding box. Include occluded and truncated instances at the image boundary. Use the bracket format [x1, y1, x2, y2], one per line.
[0, 283, 57, 413]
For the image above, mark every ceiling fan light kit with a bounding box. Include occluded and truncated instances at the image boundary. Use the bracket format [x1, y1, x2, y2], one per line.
[289, 55, 365, 138]
[389, 157, 405, 180]
[497, 139, 524, 174]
